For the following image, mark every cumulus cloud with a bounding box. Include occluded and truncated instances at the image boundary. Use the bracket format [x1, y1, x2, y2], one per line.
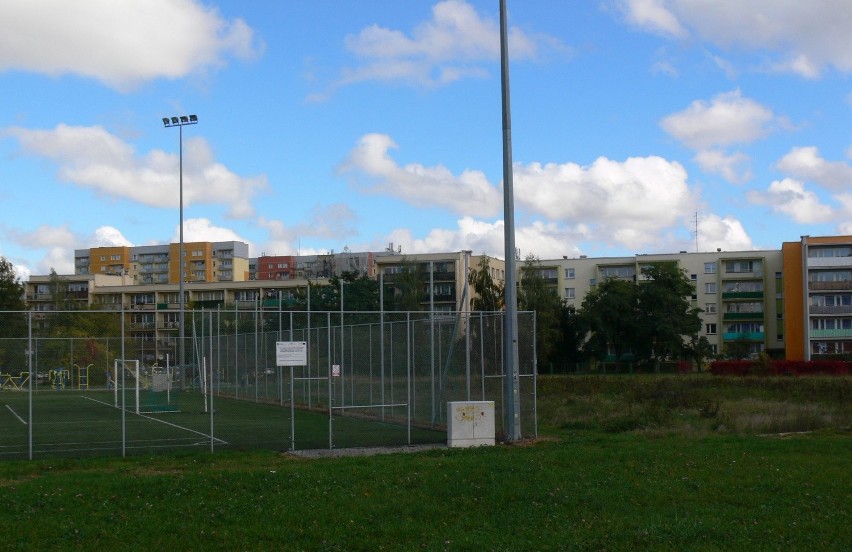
[747, 178, 834, 224]
[91, 226, 133, 247]
[616, 0, 852, 77]
[257, 205, 360, 256]
[340, 133, 502, 216]
[661, 89, 780, 150]
[696, 214, 754, 252]
[177, 218, 251, 247]
[513, 155, 696, 247]
[311, 0, 569, 98]
[776, 146, 852, 192]
[618, 0, 687, 38]
[693, 149, 752, 183]
[382, 217, 585, 260]
[0, 0, 262, 90]
[4, 124, 267, 219]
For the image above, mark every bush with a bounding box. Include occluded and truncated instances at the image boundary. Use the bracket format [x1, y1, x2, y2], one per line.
[709, 359, 851, 376]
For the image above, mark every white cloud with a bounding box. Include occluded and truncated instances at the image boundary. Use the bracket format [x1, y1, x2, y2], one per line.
[340, 133, 502, 216]
[256, 205, 361, 257]
[618, 0, 687, 38]
[91, 226, 133, 247]
[6, 224, 77, 275]
[177, 218, 251, 247]
[514, 155, 696, 247]
[747, 178, 834, 224]
[314, 0, 568, 97]
[617, 1, 852, 77]
[776, 146, 852, 192]
[696, 214, 754, 252]
[382, 217, 584, 260]
[661, 89, 779, 150]
[4, 124, 268, 219]
[693, 149, 752, 183]
[0, 0, 262, 90]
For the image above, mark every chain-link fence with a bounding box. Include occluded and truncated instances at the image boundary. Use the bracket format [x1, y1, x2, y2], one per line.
[0, 308, 536, 460]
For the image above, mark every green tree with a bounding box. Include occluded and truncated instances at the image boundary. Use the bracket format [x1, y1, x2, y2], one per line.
[383, 260, 423, 312]
[635, 263, 703, 364]
[580, 277, 639, 367]
[518, 255, 564, 365]
[552, 304, 588, 369]
[0, 257, 27, 372]
[469, 256, 504, 312]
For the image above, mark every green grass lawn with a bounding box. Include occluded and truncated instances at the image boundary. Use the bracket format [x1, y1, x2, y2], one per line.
[1, 375, 850, 550]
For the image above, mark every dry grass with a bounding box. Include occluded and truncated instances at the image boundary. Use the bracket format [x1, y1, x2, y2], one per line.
[537, 373, 852, 437]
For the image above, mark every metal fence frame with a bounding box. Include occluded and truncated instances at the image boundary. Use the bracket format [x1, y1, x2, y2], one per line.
[0, 308, 536, 460]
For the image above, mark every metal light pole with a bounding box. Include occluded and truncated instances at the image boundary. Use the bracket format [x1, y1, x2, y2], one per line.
[499, 0, 521, 441]
[162, 114, 198, 388]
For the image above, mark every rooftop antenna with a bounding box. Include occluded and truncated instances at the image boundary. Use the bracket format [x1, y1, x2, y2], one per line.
[692, 211, 700, 252]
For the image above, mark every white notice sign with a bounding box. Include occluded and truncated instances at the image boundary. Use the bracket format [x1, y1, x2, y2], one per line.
[276, 341, 307, 366]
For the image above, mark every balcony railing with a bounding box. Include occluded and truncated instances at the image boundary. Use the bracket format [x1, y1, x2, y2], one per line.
[808, 281, 852, 291]
[721, 291, 764, 299]
[809, 305, 852, 315]
[722, 312, 764, 321]
[722, 331, 765, 341]
[809, 328, 852, 338]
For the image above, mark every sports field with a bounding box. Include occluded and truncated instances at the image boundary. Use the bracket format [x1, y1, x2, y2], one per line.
[0, 388, 446, 460]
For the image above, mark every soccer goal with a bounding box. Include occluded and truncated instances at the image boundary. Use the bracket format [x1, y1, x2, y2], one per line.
[113, 359, 180, 414]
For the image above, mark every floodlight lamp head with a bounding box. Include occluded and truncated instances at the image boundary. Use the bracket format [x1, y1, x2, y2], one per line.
[189, 115, 198, 123]
[180, 116, 189, 124]
[162, 118, 170, 127]
[171, 117, 179, 125]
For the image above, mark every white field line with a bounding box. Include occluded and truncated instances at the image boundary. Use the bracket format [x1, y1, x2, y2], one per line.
[5, 404, 27, 425]
[81, 395, 228, 445]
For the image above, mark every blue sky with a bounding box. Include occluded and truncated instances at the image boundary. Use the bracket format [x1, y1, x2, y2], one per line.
[1, 0, 851, 279]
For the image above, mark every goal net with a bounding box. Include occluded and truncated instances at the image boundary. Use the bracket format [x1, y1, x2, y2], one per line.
[114, 359, 180, 414]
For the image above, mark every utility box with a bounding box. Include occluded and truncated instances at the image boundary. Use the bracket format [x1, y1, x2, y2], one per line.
[447, 401, 495, 448]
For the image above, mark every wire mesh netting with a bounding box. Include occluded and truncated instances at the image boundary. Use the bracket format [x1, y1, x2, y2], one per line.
[0, 308, 536, 460]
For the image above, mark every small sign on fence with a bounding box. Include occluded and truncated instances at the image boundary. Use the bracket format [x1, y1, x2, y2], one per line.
[276, 341, 307, 367]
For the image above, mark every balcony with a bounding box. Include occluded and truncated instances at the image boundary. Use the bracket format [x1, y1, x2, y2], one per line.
[806, 256, 852, 268]
[809, 305, 852, 315]
[722, 291, 764, 300]
[808, 281, 852, 291]
[722, 312, 764, 321]
[809, 328, 852, 338]
[722, 332, 765, 341]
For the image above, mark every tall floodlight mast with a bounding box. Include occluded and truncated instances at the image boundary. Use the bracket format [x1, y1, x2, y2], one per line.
[500, 0, 521, 441]
[162, 114, 198, 389]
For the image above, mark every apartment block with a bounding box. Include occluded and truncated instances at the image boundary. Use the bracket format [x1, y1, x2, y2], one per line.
[75, 241, 250, 284]
[783, 235, 852, 360]
[540, 249, 783, 357]
[374, 251, 505, 314]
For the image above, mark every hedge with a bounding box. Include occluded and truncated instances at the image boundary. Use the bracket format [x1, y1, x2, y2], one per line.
[709, 359, 850, 376]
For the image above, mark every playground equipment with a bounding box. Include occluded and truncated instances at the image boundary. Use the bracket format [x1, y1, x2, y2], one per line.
[72, 363, 91, 390]
[1, 372, 30, 390]
[49, 368, 69, 390]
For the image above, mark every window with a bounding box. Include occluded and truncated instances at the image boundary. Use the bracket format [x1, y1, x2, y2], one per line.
[565, 268, 575, 279]
[690, 274, 697, 281]
[600, 266, 635, 279]
[725, 260, 762, 274]
[564, 288, 575, 299]
[705, 323, 717, 334]
[704, 262, 716, 274]
[705, 282, 717, 294]
[705, 303, 717, 314]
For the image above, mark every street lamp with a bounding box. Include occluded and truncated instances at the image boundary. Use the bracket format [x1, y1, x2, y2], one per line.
[162, 114, 198, 387]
